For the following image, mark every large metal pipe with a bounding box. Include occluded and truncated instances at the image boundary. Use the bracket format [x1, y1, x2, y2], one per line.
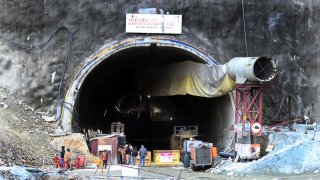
[224, 57, 276, 84]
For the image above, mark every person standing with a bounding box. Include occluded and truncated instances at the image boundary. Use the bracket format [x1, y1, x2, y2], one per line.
[101, 150, 108, 169]
[118, 145, 126, 164]
[60, 146, 65, 168]
[139, 145, 147, 167]
[54, 154, 60, 168]
[117, 145, 123, 164]
[131, 146, 138, 166]
[124, 144, 131, 165]
[64, 148, 72, 170]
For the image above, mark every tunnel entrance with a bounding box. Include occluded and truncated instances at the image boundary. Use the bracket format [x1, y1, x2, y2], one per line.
[63, 37, 234, 151]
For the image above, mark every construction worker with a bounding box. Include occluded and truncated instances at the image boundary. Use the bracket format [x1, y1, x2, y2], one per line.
[101, 150, 108, 169]
[118, 145, 126, 164]
[60, 146, 65, 168]
[117, 145, 123, 164]
[131, 146, 138, 166]
[139, 145, 147, 167]
[54, 154, 60, 168]
[125, 144, 131, 165]
[64, 148, 72, 170]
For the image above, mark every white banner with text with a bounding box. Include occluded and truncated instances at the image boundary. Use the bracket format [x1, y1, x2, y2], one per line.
[126, 14, 182, 34]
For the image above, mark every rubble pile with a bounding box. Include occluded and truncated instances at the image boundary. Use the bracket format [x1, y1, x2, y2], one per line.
[0, 166, 36, 180]
[216, 132, 320, 176]
[0, 87, 58, 167]
[50, 133, 94, 162]
[0, 138, 53, 167]
[50, 133, 90, 155]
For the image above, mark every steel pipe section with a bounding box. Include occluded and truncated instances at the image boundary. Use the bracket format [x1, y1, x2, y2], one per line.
[225, 57, 276, 84]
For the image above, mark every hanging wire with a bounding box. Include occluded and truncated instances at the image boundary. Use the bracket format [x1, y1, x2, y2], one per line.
[0, 26, 73, 121]
[241, 0, 249, 57]
[268, 95, 296, 121]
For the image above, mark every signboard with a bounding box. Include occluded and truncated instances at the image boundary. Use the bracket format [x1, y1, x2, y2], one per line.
[153, 150, 180, 166]
[159, 152, 173, 163]
[98, 145, 112, 151]
[126, 14, 182, 34]
[251, 122, 262, 134]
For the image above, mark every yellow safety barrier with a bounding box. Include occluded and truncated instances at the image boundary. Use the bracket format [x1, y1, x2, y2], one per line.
[153, 150, 180, 166]
[135, 151, 152, 167]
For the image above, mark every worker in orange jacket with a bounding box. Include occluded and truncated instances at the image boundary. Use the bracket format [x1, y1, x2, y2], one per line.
[102, 150, 108, 169]
[54, 154, 60, 168]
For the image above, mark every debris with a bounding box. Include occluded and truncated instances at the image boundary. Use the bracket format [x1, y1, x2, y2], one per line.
[0, 166, 36, 180]
[42, 115, 56, 122]
[51, 71, 56, 84]
[49, 128, 67, 137]
[0, 102, 8, 109]
[210, 168, 222, 174]
[0, 87, 57, 167]
[0, 94, 6, 100]
[217, 132, 320, 175]
[227, 171, 234, 176]
[265, 145, 274, 152]
[50, 133, 91, 159]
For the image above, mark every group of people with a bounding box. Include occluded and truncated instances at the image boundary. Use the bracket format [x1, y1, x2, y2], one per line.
[118, 144, 147, 167]
[54, 146, 72, 170]
[55, 144, 148, 169]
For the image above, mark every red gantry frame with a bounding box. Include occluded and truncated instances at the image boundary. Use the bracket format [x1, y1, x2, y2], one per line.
[234, 83, 264, 136]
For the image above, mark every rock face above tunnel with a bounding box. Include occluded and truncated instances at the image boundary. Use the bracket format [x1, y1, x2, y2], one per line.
[0, 0, 319, 122]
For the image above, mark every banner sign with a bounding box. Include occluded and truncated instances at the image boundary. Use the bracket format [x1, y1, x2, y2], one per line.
[98, 145, 112, 151]
[126, 14, 182, 34]
[159, 152, 173, 162]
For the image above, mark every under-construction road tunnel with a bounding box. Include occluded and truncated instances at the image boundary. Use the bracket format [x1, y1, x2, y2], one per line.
[62, 37, 275, 151]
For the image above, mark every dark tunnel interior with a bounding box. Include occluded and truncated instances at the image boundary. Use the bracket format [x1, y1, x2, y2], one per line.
[72, 45, 233, 151]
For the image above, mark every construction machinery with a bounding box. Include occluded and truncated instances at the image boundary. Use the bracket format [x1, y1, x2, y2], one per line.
[228, 57, 276, 161]
[189, 143, 218, 171]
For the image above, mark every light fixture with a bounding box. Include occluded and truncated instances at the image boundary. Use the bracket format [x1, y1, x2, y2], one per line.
[115, 106, 120, 112]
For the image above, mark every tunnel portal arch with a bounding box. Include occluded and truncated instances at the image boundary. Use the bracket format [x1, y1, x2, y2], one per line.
[61, 36, 234, 149]
[62, 36, 220, 132]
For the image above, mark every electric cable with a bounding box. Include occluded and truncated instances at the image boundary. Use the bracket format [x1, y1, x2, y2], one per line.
[269, 96, 286, 121]
[241, 0, 249, 57]
[268, 94, 296, 121]
[0, 26, 73, 121]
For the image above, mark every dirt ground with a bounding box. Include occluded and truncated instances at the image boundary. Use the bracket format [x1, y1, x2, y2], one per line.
[0, 87, 57, 166]
[60, 165, 320, 180]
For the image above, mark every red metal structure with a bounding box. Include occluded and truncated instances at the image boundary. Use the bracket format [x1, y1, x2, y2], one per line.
[234, 82, 263, 136]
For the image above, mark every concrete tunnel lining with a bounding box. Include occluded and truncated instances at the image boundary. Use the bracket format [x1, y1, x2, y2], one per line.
[61, 36, 235, 150]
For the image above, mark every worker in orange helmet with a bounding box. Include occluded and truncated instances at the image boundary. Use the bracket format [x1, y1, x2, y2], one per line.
[102, 150, 108, 169]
